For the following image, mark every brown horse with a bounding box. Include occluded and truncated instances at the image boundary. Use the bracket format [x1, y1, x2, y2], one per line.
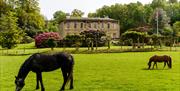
[148, 55, 172, 69]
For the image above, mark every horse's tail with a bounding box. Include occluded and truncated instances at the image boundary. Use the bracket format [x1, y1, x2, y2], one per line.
[168, 56, 172, 68]
[66, 55, 74, 85]
[69, 55, 74, 75]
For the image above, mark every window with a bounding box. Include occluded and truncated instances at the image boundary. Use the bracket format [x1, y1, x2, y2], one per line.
[113, 24, 116, 29]
[88, 23, 91, 28]
[112, 23, 114, 29]
[113, 33, 116, 38]
[67, 22, 70, 28]
[81, 23, 83, 28]
[74, 22, 77, 28]
[102, 23, 104, 28]
[108, 23, 110, 29]
[94, 23, 97, 28]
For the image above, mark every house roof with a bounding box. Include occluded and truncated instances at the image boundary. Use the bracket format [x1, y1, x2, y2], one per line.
[64, 17, 118, 22]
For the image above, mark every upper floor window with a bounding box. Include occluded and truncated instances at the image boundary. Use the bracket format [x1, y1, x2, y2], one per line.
[81, 23, 83, 28]
[74, 22, 77, 28]
[107, 23, 110, 29]
[67, 22, 70, 28]
[94, 23, 97, 28]
[112, 23, 114, 29]
[88, 23, 91, 28]
[102, 23, 104, 28]
[113, 33, 116, 38]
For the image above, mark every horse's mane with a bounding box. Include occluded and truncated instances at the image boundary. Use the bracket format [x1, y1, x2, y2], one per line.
[17, 54, 35, 78]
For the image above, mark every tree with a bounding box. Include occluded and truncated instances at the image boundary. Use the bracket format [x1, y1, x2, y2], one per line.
[80, 30, 106, 50]
[173, 21, 180, 38]
[121, 31, 147, 49]
[150, 8, 170, 35]
[164, 3, 180, 25]
[46, 21, 59, 32]
[53, 10, 66, 24]
[63, 35, 81, 51]
[0, 11, 23, 49]
[150, 34, 163, 48]
[126, 2, 147, 28]
[151, 0, 167, 9]
[88, 12, 97, 18]
[16, 0, 45, 37]
[90, 3, 151, 34]
[71, 9, 84, 17]
[168, 0, 178, 3]
[0, 0, 13, 16]
[47, 39, 57, 51]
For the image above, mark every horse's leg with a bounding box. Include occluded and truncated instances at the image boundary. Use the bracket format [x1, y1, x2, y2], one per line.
[70, 74, 73, 89]
[163, 62, 167, 69]
[36, 73, 40, 89]
[152, 62, 156, 69]
[60, 68, 68, 91]
[38, 72, 45, 91]
[155, 62, 158, 69]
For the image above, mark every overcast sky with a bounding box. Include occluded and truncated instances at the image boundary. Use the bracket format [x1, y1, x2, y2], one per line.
[39, 0, 153, 20]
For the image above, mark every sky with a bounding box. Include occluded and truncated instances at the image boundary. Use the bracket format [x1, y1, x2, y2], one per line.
[39, 0, 153, 20]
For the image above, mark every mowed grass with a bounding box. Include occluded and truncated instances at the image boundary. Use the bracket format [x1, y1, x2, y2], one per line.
[0, 52, 180, 91]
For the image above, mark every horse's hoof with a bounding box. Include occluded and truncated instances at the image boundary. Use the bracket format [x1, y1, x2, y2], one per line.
[41, 88, 45, 91]
[70, 87, 74, 89]
[60, 88, 64, 91]
[36, 87, 39, 90]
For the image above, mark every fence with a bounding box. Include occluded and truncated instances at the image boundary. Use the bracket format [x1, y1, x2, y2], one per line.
[0, 46, 180, 56]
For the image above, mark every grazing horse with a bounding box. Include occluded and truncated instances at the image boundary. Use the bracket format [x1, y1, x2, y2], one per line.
[15, 52, 74, 91]
[148, 55, 172, 69]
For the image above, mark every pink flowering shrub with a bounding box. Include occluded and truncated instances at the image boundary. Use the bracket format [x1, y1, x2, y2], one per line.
[35, 32, 62, 48]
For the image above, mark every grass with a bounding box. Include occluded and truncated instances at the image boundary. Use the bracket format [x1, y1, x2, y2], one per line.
[0, 51, 180, 91]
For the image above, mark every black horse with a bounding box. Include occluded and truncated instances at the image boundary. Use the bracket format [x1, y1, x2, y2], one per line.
[148, 55, 172, 69]
[15, 52, 74, 91]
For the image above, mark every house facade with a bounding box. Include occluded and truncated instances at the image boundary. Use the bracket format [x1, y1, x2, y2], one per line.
[59, 17, 120, 38]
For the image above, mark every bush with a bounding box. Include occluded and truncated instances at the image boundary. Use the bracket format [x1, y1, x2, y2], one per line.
[21, 36, 34, 43]
[63, 35, 82, 47]
[35, 32, 62, 48]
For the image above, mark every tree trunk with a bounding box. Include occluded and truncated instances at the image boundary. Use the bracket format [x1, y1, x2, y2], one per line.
[91, 41, 94, 51]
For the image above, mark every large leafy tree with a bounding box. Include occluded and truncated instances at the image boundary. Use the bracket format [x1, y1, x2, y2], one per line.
[126, 2, 147, 28]
[16, 0, 45, 37]
[0, 0, 12, 16]
[71, 9, 84, 17]
[53, 10, 66, 24]
[173, 21, 180, 37]
[151, 0, 167, 9]
[165, 3, 180, 25]
[88, 12, 97, 18]
[168, 0, 178, 3]
[0, 11, 23, 49]
[88, 2, 151, 34]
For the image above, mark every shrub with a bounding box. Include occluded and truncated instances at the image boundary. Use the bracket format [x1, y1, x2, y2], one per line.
[21, 36, 34, 43]
[35, 32, 62, 48]
[63, 35, 82, 47]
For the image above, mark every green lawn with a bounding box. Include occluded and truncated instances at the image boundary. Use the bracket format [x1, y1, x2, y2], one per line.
[0, 52, 180, 91]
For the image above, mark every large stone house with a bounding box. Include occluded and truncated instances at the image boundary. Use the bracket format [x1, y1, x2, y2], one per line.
[59, 17, 120, 38]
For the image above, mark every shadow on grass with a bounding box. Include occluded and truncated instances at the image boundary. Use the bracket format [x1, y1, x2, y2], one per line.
[141, 68, 170, 70]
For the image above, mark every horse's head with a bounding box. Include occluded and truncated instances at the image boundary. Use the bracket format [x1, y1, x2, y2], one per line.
[15, 76, 25, 91]
[148, 61, 152, 69]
